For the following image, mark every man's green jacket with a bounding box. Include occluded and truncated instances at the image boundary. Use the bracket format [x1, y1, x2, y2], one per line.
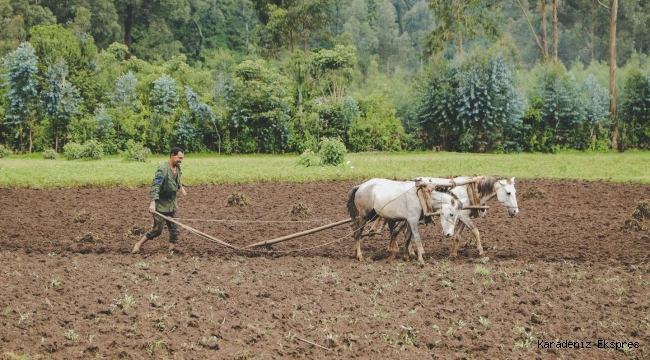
[149, 161, 182, 212]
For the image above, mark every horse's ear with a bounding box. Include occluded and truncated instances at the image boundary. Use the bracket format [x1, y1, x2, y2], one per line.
[510, 177, 515, 184]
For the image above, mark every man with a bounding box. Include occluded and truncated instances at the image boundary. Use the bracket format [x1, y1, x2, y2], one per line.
[132, 147, 187, 253]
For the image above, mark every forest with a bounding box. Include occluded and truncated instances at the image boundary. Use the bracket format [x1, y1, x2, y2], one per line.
[0, 0, 649, 156]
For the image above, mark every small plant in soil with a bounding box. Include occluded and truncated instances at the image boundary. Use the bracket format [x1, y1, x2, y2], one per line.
[475, 265, 490, 276]
[138, 262, 149, 269]
[479, 316, 489, 328]
[522, 187, 546, 199]
[73, 209, 93, 223]
[63, 329, 79, 341]
[226, 193, 249, 206]
[620, 343, 635, 356]
[50, 279, 62, 288]
[17, 311, 32, 324]
[288, 203, 309, 217]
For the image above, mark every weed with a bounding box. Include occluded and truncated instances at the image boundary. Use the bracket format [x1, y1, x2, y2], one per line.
[155, 315, 168, 332]
[288, 203, 309, 217]
[620, 343, 635, 356]
[284, 332, 296, 342]
[200, 335, 220, 349]
[146, 340, 166, 355]
[206, 286, 228, 298]
[138, 262, 149, 269]
[88, 334, 95, 343]
[400, 326, 419, 346]
[226, 193, 249, 207]
[149, 294, 160, 302]
[475, 265, 490, 276]
[73, 209, 93, 223]
[17, 311, 32, 324]
[441, 279, 453, 288]
[50, 279, 62, 288]
[63, 329, 79, 341]
[479, 316, 489, 328]
[513, 324, 534, 348]
[479, 256, 490, 264]
[123, 294, 136, 309]
[446, 327, 456, 337]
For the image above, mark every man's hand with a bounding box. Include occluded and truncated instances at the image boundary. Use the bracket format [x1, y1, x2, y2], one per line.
[149, 200, 156, 213]
[181, 185, 187, 196]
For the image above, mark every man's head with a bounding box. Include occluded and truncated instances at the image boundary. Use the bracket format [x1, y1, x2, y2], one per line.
[170, 147, 184, 166]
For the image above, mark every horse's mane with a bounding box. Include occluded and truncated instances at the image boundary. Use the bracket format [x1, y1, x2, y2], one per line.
[476, 176, 509, 197]
[434, 186, 460, 200]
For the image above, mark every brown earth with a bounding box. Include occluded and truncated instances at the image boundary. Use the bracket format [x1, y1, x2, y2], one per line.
[1, 179, 650, 359]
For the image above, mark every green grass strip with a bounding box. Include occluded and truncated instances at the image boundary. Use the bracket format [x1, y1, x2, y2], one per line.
[0, 150, 648, 188]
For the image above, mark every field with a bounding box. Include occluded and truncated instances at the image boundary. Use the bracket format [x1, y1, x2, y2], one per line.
[1, 169, 650, 358]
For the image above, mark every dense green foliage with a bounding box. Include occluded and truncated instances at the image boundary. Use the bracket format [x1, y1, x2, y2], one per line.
[0, 0, 649, 155]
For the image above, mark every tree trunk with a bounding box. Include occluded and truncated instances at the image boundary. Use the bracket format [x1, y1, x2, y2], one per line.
[552, 0, 558, 64]
[541, 0, 548, 62]
[192, 19, 204, 60]
[29, 127, 33, 153]
[458, 34, 463, 57]
[610, 0, 618, 150]
[395, 0, 403, 35]
[124, 4, 134, 59]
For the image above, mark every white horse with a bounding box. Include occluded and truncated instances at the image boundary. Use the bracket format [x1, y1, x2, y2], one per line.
[406, 176, 519, 258]
[347, 178, 464, 264]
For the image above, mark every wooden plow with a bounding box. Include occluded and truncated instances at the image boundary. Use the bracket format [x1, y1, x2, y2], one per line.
[154, 176, 489, 252]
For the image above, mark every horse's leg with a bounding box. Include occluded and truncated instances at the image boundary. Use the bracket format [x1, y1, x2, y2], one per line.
[472, 227, 484, 257]
[403, 228, 413, 261]
[388, 221, 405, 253]
[350, 216, 365, 260]
[450, 221, 465, 258]
[408, 220, 426, 265]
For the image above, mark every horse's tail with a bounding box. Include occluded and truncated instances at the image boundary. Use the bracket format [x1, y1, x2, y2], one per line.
[347, 185, 360, 222]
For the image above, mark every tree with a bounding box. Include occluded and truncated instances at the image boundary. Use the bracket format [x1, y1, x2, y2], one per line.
[2, 42, 40, 153]
[403, 1, 435, 72]
[253, 0, 333, 54]
[227, 59, 292, 153]
[149, 74, 180, 152]
[511, 0, 548, 63]
[309, 45, 356, 102]
[375, 0, 399, 74]
[419, 48, 525, 152]
[111, 71, 140, 142]
[427, 0, 501, 57]
[608, 0, 619, 149]
[42, 60, 82, 152]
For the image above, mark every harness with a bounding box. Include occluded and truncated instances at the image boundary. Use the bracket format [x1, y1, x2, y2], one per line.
[415, 181, 436, 220]
[466, 179, 484, 218]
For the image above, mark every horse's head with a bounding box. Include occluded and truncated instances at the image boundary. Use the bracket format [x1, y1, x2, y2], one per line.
[433, 194, 463, 237]
[495, 177, 519, 216]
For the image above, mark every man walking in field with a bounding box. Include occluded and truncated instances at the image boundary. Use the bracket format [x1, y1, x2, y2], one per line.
[132, 147, 187, 253]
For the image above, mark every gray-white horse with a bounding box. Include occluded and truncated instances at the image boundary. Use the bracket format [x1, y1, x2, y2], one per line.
[405, 176, 519, 258]
[347, 178, 463, 264]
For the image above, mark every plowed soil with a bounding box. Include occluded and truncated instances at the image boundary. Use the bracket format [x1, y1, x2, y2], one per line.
[1, 179, 650, 359]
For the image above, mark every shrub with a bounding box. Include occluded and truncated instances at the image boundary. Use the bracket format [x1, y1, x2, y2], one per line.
[82, 139, 104, 160]
[319, 137, 346, 166]
[123, 140, 151, 162]
[43, 149, 58, 159]
[63, 142, 85, 160]
[297, 149, 320, 167]
[0, 144, 10, 158]
[64, 140, 104, 160]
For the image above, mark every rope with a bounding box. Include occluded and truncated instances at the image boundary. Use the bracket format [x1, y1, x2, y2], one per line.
[175, 218, 331, 223]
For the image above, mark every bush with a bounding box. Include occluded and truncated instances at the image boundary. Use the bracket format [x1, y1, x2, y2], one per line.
[64, 140, 104, 160]
[43, 149, 58, 159]
[0, 145, 10, 158]
[319, 137, 346, 166]
[123, 140, 151, 162]
[297, 149, 320, 167]
[63, 142, 85, 160]
[82, 139, 104, 160]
